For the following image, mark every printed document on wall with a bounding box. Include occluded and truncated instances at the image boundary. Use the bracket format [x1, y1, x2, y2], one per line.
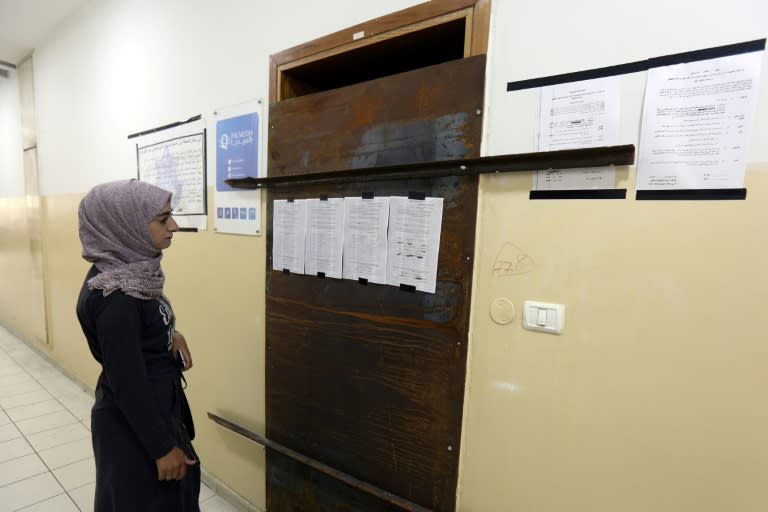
[214, 100, 263, 235]
[535, 76, 621, 190]
[304, 198, 345, 279]
[637, 51, 763, 189]
[272, 199, 307, 274]
[135, 118, 207, 230]
[342, 196, 390, 284]
[386, 197, 443, 294]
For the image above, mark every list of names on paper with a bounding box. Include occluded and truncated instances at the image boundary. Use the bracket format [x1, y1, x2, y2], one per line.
[271, 196, 443, 293]
[272, 199, 308, 274]
[342, 197, 390, 284]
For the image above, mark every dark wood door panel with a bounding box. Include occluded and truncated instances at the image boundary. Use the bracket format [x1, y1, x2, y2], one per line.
[266, 174, 477, 511]
[268, 55, 486, 177]
[268, 452, 407, 512]
[266, 55, 484, 511]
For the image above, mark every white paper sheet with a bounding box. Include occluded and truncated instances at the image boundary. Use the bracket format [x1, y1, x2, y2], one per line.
[386, 197, 443, 294]
[342, 197, 390, 284]
[272, 199, 307, 274]
[304, 198, 345, 279]
[637, 51, 763, 190]
[535, 76, 621, 190]
[133, 119, 207, 230]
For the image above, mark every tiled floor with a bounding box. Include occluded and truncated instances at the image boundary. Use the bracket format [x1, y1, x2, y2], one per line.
[0, 326, 239, 512]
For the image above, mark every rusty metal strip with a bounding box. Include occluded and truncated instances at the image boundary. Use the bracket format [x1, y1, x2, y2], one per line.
[207, 412, 432, 512]
[226, 144, 635, 189]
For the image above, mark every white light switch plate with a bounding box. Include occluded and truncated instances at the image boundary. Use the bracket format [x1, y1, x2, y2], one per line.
[523, 300, 565, 334]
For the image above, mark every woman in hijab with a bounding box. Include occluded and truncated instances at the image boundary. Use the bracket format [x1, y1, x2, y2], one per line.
[76, 179, 200, 511]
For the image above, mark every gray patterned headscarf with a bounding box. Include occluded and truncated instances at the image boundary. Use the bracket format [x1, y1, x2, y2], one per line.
[78, 179, 172, 300]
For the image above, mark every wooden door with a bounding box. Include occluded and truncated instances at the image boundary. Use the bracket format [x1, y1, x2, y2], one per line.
[265, 55, 484, 511]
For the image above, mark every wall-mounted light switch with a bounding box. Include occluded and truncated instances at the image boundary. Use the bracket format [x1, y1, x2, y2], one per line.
[523, 300, 565, 334]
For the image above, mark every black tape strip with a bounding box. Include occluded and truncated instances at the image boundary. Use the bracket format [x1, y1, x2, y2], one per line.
[320, 195, 328, 201]
[636, 189, 747, 200]
[362, 191, 374, 199]
[529, 189, 627, 200]
[507, 61, 648, 92]
[506, 39, 766, 92]
[127, 114, 202, 139]
[177, 227, 199, 232]
[317, 272, 325, 278]
[649, 39, 766, 68]
[400, 284, 416, 293]
[287, 198, 294, 203]
[358, 278, 368, 285]
[282, 269, 290, 274]
[408, 191, 426, 200]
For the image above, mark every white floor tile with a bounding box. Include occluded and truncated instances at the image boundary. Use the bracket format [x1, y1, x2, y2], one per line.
[52, 457, 96, 491]
[0, 379, 44, 399]
[0, 422, 22, 442]
[24, 366, 61, 381]
[0, 364, 26, 377]
[0, 388, 53, 410]
[200, 495, 242, 512]
[15, 409, 78, 436]
[37, 376, 84, 399]
[58, 391, 94, 421]
[0, 472, 64, 511]
[9, 353, 46, 368]
[0, 409, 9, 426]
[58, 391, 94, 410]
[0, 359, 19, 369]
[0, 453, 48, 487]
[6, 399, 65, 422]
[0, 436, 33, 463]
[0, 375, 36, 391]
[38, 437, 93, 469]
[68, 482, 95, 512]
[15, 493, 79, 512]
[200, 482, 215, 501]
[26, 423, 90, 452]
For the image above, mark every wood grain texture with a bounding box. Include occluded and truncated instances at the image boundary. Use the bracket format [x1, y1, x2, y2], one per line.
[470, 0, 491, 55]
[268, 55, 485, 178]
[268, 0, 485, 102]
[266, 173, 477, 511]
[264, 4, 491, 509]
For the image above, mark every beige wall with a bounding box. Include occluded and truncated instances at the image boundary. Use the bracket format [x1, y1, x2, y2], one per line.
[18, 187, 268, 508]
[457, 164, 768, 511]
[0, 196, 47, 347]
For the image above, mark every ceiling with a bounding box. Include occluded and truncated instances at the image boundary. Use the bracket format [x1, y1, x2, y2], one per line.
[0, 0, 91, 66]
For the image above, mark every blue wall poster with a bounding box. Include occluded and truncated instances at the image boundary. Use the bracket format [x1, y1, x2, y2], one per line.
[214, 100, 263, 236]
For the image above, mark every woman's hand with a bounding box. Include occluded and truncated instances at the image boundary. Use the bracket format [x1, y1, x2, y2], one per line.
[156, 446, 196, 481]
[172, 331, 193, 371]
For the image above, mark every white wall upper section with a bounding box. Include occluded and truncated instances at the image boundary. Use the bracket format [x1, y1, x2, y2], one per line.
[0, 68, 24, 197]
[483, 0, 768, 160]
[32, 0, 423, 196]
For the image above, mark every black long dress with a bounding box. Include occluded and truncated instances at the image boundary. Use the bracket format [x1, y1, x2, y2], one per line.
[76, 265, 200, 511]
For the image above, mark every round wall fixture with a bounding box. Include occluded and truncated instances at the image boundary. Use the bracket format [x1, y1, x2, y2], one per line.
[490, 297, 516, 325]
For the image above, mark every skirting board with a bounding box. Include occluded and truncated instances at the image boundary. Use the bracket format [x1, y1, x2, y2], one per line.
[201, 469, 264, 512]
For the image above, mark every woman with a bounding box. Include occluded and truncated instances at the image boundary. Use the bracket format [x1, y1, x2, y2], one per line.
[76, 179, 200, 511]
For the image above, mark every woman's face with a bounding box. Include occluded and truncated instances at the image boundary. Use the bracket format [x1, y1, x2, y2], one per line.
[148, 201, 179, 250]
